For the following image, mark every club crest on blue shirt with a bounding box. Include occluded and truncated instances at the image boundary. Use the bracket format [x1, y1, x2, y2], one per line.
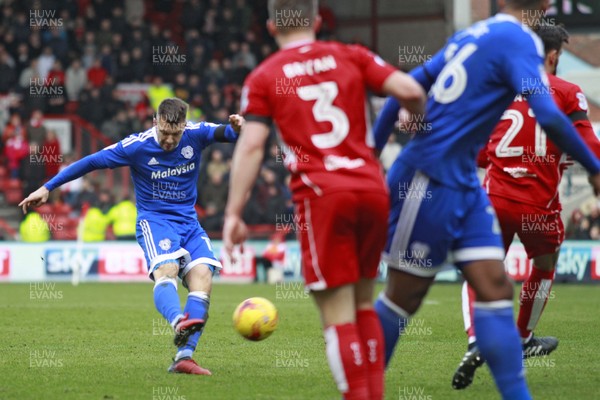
[181, 146, 194, 159]
[159, 238, 172, 251]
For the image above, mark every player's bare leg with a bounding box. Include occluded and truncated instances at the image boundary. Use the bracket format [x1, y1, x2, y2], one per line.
[376, 269, 435, 366]
[518, 252, 559, 357]
[168, 264, 213, 376]
[312, 285, 370, 400]
[460, 260, 530, 399]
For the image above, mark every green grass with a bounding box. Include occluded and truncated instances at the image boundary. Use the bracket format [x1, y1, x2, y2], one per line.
[0, 283, 598, 399]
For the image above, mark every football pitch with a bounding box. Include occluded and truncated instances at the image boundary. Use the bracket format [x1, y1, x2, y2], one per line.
[1, 282, 598, 400]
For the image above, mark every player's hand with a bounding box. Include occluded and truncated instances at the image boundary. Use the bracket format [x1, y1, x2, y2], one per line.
[397, 108, 420, 134]
[229, 114, 245, 133]
[18, 186, 50, 214]
[223, 213, 248, 259]
[589, 173, 600, 196]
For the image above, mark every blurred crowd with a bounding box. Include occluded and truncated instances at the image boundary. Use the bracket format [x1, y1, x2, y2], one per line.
[0, 0, 337, 236]
[566, 204, 600, 240]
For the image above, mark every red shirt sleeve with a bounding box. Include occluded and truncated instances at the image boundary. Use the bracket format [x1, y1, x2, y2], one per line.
[477, 146, 490, 168]
[347, 45, 397, 94]
[241, 69, 272, 123]
[564, 85, 600, 159]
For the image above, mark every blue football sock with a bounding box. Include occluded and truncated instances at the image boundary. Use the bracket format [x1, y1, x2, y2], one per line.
[177, 291, 210, 358]
[374, 293, 410, 367]
[153, 277, 183, 326]
[474, 301, 531, 400]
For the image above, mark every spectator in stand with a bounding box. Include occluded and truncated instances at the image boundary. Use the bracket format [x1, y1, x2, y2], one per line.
[106, 195, 137, 240]
[20, 141, 45, 198]
[206, 149, 229, 178]
[80, 32, 97, 69]
[188, 44, 209, 75]
[87, 58, 108, 88]
[573, 217, 592, 240]
[115, 50, 135, 83]
[96, 19, 113, 49]
[37, 47, 55, 81]
[147, 76, 175, 111]
[59, 154, 84, 207]
[129, 47, 149, 82]
[65, 58, 87, 101]
[110, 7, 128, 35]
[263, 183, 288, 225]
[125, 108, 143, 135]
[200, 202, 224, 232]
[3, 29, 17, 57]
[101, 110, 129, 142]
[234, 0, 252, 33]
[81, 203, 110, 242]
[0, 49, 17, 93]
[100, 44, 117, 76]
[181, 0, 205, 31]
[2, 113, 25, 144]
[18, 58, 40, 91]
[125, 0, 145, 23]
[204, 59, 225, 87]
[15, 42, 31, 73]
[590, 224, 600, 240]
[263, 143, 288, 185]
[233, 42, 257, 70]
[28, 31, 42, 59]
[46, 60, 65, 87]
[44, 29, 69, 65]
[78, 86, 105, 127]
[42, 130, 61, 178]
[261, 232, 287, 283]
[173, 72, 190, 103]
[19, 211, 50, 242]
[103, 87, 127, 118]
[318, 0, 337, 38]
[566, 209, 584, 239]
[45, 78, 67, 114]
[26, 109, 47, 144]
[4, 124, 28, 178]
[199, 171, 228, 213]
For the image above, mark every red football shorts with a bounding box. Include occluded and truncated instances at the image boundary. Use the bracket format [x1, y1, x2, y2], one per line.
[295, 190, 389, 291]
[490, 194, 564, 259]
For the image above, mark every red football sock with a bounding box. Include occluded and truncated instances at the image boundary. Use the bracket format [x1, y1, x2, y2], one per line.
[517, 267, 555, 340]
[356, 309, 384, 400]
[324, 323, 369, 400]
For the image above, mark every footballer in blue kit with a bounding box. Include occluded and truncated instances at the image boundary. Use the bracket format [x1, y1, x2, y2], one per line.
[20, 98, 244, 375]
[371, 1, 600, 399]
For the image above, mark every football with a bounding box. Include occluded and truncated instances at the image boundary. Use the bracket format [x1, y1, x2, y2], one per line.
[232, 297, 279, 341]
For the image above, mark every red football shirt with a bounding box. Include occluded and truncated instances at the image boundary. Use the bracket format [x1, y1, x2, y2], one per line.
[480, 74, 600, 210]
[241, 40, 396, 201]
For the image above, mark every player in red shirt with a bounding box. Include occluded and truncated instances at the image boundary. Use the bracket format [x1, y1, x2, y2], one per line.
[222, 1, 426, 399]
[452, 25, 600, 389]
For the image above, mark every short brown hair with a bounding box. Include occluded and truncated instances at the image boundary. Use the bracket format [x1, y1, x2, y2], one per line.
[268, 0, 317, 33]
[157, 98, 188, 126]
[506, 0, 545, 9]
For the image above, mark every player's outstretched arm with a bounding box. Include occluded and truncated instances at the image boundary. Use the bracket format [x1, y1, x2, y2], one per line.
[229, 114, 244, 133]
[223, 120, 270, 256]
[18, 143, 129, 214]
[18, 186, 50, 214]
[382, 71, 426, 118]
[212, 114, 245, 143]
[373, 97, 402, 152]
[527, 94, 600, 193]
